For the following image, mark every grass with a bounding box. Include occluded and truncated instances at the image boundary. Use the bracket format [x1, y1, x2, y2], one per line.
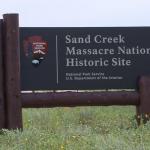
[0, 106, 150, 150]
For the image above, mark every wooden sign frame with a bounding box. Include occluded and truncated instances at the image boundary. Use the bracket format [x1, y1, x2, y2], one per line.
[0, 14, 150, 130]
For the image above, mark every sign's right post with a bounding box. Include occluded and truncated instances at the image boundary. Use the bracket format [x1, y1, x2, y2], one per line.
[137, 76, 150, 124]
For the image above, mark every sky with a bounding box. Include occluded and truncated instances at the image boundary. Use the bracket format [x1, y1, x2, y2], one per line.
[0, 0, 150, 27]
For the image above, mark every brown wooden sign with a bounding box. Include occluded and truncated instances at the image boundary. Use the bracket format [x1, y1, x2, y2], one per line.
[0, 14, 150, 130]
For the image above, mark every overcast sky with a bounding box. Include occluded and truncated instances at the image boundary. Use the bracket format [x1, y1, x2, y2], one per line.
[0, 0, 150, 27]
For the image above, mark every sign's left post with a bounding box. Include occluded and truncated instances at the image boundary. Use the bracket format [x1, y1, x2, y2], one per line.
[3, 14, 22, 130]
[0, 19, 6, 129]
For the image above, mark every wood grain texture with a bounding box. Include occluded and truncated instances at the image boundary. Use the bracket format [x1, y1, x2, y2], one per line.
[21, 91, 139, 108]
[3, 14, 22, 130]
[0, 19, 5, 129]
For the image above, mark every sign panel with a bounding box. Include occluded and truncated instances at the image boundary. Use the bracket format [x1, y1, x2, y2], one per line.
[20, 27, 150, 90]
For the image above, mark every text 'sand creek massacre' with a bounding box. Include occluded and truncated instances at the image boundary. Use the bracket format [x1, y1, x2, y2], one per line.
[20, 27, 150, 90]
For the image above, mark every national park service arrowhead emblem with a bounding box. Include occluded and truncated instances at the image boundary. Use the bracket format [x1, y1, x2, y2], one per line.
[23, 36, 48, 67]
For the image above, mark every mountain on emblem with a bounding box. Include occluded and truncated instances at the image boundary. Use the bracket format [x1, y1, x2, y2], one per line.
[23, 36, 48, 67]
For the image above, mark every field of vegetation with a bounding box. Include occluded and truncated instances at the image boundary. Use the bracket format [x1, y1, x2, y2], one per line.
[0, 106, 150, 150]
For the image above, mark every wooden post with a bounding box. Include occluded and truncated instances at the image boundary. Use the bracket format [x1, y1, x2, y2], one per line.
[138, 76, 150, 124]
[0, 19, 5, 129]
[3, 14, 22, 130]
